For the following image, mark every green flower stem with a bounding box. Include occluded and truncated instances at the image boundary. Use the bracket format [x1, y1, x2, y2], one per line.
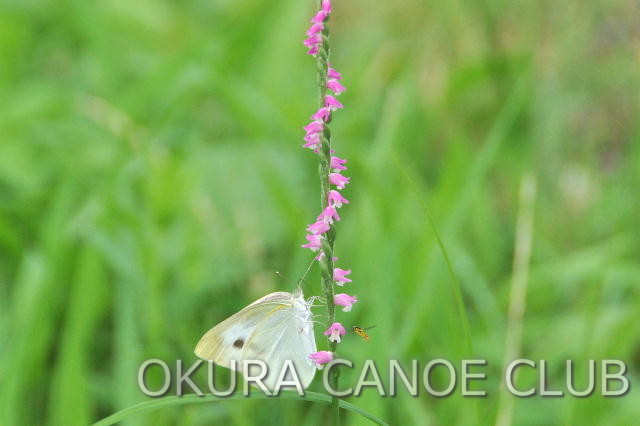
[314, 3, 340, 424]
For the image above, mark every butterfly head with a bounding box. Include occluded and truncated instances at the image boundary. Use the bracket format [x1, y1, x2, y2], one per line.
[290, 289, 315, 336]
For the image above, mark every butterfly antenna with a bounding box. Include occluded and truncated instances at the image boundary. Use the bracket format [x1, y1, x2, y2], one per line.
[275, 271, 289, 281]
[296, 256, 316, 290]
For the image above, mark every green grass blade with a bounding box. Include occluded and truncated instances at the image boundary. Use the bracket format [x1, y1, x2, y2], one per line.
[395, 74, 529, 354]
[92, 392, 389, 426]
[391, 150, 472, 357]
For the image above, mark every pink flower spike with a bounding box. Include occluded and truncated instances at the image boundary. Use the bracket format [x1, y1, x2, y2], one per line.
[324, 322, 346, 343]
[303, 34, 322, 48]
[311, 10, 328, 24]
[307, 45, 319, 56]
[317, 205, 341, 224]
[334, 293, 358, 312]
[311, 107, 331, 122]
[306, 23, 324, 36]
[333, 268, 352, 285]
[329, 172, 350, 189]
[309, 351, 334, 368]
[307, 220, 330, 235]
[328, 190, 350, 208]
[325, 95, 344, 111]
[328, 67, 342, 80]
[303, 121, 323, 134]
[302, 234, 322, 251]
[321, 0, 332, 14]
[327, 79, 346, 95]
[330, 156, 347, 171]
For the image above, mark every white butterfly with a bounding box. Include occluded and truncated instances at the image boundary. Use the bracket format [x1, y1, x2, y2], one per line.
[194, 288, 318, 390]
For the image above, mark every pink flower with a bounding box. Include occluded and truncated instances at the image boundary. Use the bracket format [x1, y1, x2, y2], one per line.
[327, 79, 346, 95]
[330, 156, 347, 171]
[311, 10, 328, 24]
[334, 293, 358, 312]
[309, 351, 334, 368]
[303, 34, 322, 48]
[317, 206, 341, 224]
[333, 268, 352, 285]
[304, 131, 321, 142]
[328, 190, 349, 208]
[315, 252, 339, 261]
[303, 121, 323, 135]
[329, 172, 350, 189]
[302, 143, 320, 152]
[302, 133, 321, 150]
[325, 95, 343, 111]
[321, 0, 332, 14]
[328, 67, 341, 80]
[311, 107, 331, 122]
[302, 234, 322, 251]
[307, 45, 319, 56]
[307, 23, 324, 36]
[307, 220, 330, 235]
[324, 322, 346, 343]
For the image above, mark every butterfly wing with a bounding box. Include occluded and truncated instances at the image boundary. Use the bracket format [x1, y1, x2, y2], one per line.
[194, 291, 317, 389]
[241, 299, 317, 389]
[194, 292, 291, 369]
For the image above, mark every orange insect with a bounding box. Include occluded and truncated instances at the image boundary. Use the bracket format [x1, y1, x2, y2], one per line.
[352, 326, 375, 341]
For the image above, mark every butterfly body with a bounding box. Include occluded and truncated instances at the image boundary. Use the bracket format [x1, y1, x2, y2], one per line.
[195, 289, 317, 389]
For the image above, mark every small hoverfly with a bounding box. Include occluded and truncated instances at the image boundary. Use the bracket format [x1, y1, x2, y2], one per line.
[352, 326, 375, 341]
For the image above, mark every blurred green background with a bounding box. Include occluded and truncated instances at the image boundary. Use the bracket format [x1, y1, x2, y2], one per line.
[1, 0, 639, 424]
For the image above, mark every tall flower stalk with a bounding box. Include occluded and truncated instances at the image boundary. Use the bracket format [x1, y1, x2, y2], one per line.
[302, 0, 356, 423]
